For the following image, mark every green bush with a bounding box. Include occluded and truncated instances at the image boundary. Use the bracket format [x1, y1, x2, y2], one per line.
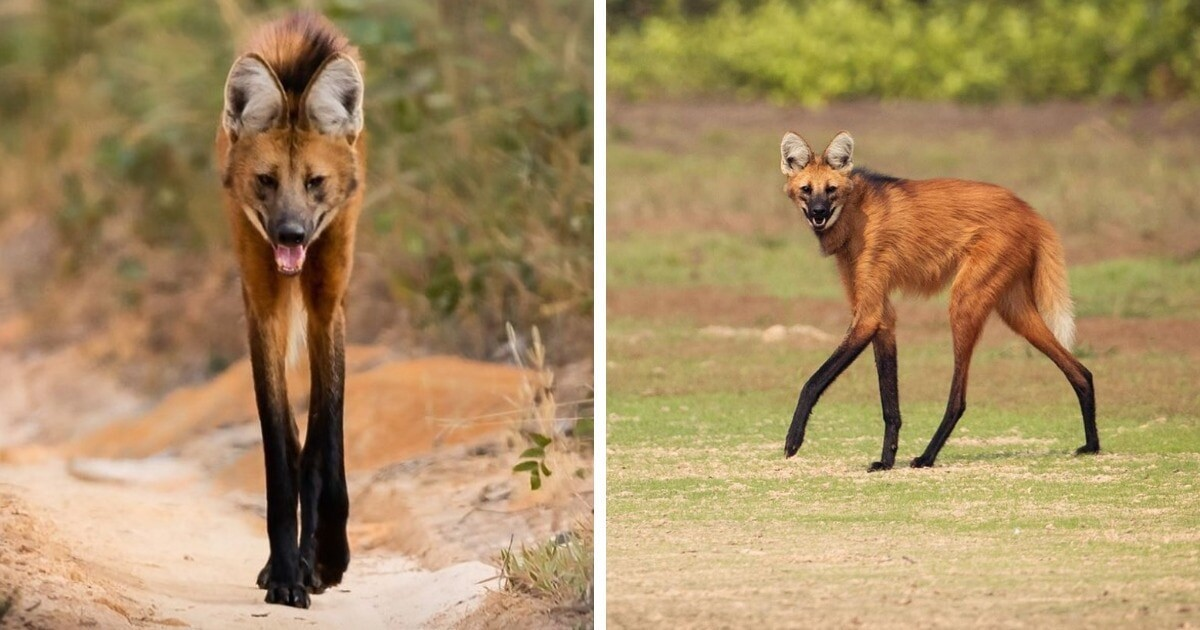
[0, 0, 592, 371]
[608, 0, 1200, 103]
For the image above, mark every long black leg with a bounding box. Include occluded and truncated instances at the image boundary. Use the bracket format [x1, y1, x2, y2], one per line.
[997, 290, 1099, 456]
[247, 307, 309, 608]
[911, 300, 989, 468]
[298, 302, 350, 592]
[785, 322, 878, 458]
[869, 326, 901, 471]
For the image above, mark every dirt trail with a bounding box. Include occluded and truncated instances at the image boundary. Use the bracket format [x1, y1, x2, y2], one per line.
[2, 458, 492, 624]
[1, 463, 492, 629]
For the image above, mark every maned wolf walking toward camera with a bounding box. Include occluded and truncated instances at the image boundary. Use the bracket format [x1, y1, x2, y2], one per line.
[778, 131, 1098, 471]
[217, 13, 364, 607]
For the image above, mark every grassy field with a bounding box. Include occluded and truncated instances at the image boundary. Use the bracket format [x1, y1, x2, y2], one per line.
[606, 101, 1200, 628]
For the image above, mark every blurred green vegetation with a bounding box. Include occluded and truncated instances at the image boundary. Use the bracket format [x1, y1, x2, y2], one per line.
[0, 0, 592, 374]
[608, 0, 1200, 103]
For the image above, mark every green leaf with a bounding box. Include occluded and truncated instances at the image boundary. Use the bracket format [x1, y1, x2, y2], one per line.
[513, 460, 539, 473]
[530, 432, 552, 448]
[519, 447, 545, 460]
[540, 461, 552, 477]
[530, 469, 542, 491]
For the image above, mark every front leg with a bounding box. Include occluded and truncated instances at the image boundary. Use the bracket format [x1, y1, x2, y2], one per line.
[868, 324, 901, 472]
[786, 319, 879, 458]
[246, 300, 309, 609]
[298, 241, 353, 593]
[297, 301, 350, 592]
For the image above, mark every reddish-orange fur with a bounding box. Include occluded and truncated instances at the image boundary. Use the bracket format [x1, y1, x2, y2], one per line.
[780, 131, 1097, 470]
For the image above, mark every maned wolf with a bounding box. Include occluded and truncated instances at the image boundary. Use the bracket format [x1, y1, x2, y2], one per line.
[217, 13, 364, 607]
[778, 131, 1099, 471]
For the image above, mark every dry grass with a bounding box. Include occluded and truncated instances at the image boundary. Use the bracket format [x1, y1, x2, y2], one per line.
[462, 324, 594, 628]
[498, 520, 594, 610]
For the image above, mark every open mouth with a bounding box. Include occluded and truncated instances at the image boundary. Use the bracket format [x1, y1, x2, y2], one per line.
[811, 217, 828, 230]
[273, 244, 307, 275]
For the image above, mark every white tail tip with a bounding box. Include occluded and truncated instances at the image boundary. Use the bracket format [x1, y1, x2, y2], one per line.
[1047, 305, 1076, 351]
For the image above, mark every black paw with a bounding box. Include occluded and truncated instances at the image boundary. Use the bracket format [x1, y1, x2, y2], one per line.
[300, 558, 327, 594]
[265, 582, 310, 608]
[910, 455, 934, 469]
[784, 429, 805, 458]
[314, 527, 350, 588]
[256, 559, 271, 590]
[1074, 444, 1100, 456]
[867, 461, 893, 472]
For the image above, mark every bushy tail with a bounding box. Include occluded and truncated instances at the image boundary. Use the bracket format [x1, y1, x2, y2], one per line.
[1032, 227, 1075, 350]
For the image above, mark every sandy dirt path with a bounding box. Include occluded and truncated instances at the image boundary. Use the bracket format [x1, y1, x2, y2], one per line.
[0, 462, 493, 629]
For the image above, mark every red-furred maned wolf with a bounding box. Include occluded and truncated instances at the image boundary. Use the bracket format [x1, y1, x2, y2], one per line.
[217, 13, 364, 608]
[778, 131, 1098, 471]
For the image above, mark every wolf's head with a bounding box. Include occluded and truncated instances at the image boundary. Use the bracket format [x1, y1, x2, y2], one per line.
[221, 52, 364, 275]
[780, 131, 854, 234]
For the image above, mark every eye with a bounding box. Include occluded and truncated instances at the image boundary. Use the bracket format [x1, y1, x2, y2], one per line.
[305, 175, 326, 191]
[256, 173, 277, 189]
[826, 184, 838, 194]
[800, 184, 812, 194]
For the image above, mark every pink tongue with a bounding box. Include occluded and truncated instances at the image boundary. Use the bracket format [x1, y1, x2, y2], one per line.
[274, 245, 306, 272]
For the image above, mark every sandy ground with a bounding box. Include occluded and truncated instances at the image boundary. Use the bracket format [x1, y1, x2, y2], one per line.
[0, 464, 491, 629]
[0, 344, 593, 629]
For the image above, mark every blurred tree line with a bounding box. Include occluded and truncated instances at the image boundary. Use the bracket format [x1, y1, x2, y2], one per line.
[608, 0, 1200, 102]
[0, 0, 592, 383]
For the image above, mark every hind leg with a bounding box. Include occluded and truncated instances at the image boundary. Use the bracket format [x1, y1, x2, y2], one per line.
[912, 248, 1019, 468]
[910, 299, 989, 468]
[997, 283, 1099, 454]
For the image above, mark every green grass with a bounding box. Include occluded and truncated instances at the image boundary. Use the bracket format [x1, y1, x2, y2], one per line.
[608, 231, 843, 300]
[498, 521, 593, 608]
[608, 319, 1200, 626]
[1072, 257, 1200, 318]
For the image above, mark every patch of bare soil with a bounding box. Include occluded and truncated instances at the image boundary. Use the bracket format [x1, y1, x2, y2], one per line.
[0, 346, 592, 628]
[456, 591, 590, 630]
[610, 285, 1200, 357]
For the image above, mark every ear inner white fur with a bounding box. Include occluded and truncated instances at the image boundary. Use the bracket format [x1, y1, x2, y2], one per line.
[223, 55, 284, 140]
[824, 132, 854, 171]
[304, 54, 364, 139]
[781, 132, 813, 175]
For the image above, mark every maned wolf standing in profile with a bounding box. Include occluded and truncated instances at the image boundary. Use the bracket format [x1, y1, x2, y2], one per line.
[217, 13, 364, 608]
[778, 131, 1099, 471]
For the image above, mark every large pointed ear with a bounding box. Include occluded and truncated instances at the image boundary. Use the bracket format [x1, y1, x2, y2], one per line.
[223, 54, 285, 141]
[823, 131, 854, 171]
[302, 53, 364, 140]
[780, 132, 813, 175]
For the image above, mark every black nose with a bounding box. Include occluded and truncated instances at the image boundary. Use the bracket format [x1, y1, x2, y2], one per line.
[810, 206, 830, 220]
[275, 221, 306, 246]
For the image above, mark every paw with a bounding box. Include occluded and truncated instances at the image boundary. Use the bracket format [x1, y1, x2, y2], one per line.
[867, 460, 893, 472]
[784, 428, 805, 458]
[265, 582, 310, 608]
[256, 559, 271, 590]
[300, 558, 327, 594]
[314, 526, 350, 587]
[909, 455, 934, 469]
[1074, 444, 1100, 456]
